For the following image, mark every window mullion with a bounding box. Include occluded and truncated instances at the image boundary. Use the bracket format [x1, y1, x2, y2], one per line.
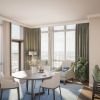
[64, 25, 66, 61]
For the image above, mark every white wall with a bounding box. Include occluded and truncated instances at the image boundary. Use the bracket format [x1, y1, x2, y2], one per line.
[89, 16, 100, 86]
[0, 20, 2, 24]
[3, 21, 11, 77]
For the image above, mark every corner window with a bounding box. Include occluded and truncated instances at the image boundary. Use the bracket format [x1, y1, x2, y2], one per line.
[11, 24, 24, 73]
[40, 24, 76, 68]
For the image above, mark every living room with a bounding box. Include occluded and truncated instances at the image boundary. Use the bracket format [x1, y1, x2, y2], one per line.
[0, 0, 100, 100]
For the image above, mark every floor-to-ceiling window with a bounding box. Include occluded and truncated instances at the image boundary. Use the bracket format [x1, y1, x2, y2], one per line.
[11, 24, 23, 73]
[53, 26, 65, 68]
[66, 24, 75, 61]
[40, 24, 75, 68]
[41, 27, 49, 61]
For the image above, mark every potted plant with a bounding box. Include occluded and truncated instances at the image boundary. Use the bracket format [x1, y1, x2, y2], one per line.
[74, 57, 88, 82]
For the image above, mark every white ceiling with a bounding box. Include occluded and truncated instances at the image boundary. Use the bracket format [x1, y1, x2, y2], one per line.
[0, 0, 100, 27]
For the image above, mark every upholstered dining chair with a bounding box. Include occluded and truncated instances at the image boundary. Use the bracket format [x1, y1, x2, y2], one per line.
[92, 75, 100, 100]
[0, 72, 20, 100]
[39, 72, 62, 100]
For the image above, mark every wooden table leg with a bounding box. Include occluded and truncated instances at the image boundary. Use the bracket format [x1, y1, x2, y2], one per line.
[31, 80, 36, 100]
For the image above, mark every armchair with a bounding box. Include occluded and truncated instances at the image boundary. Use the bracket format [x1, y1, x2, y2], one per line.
[60, 60, 75, 84]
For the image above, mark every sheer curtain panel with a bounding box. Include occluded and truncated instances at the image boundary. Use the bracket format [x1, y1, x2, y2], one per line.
[0, 24, 3, 73]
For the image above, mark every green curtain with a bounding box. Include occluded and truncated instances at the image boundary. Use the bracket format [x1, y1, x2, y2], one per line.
[75, 23, 89, 61]
[24, 27, 40, 69]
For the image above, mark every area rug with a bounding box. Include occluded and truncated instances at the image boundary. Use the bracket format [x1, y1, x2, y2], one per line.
[2, 81, 83, 100]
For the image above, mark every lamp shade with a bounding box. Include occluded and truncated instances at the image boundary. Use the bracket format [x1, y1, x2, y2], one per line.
[33, 51, 37, 56]
[28, 51, 37, 56]
[28, 51, 34, 56]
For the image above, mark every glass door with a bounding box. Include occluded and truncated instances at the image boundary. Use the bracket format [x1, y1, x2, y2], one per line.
[11, 42, 19, 73]
[11, 24, 24, 74]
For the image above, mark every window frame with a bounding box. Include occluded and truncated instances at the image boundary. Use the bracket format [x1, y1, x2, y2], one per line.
[10, 24, 24, 74]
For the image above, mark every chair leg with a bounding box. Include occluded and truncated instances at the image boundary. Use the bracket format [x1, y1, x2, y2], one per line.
[17, 87, 20, 100]
[72, 78, 74, 82]
[92, 92, 94, 100]
[92, 82, 95, 100]
[26, 80, 28, 92]
[53, 89, 55, 100]
[92, 87, 94, 100]
[0, 89, 3, 100]
[59, 86, 62, 100]
[42, 80, 45, 93]
[48, 89, 49, 95]
[39, 86, 41, 100]
[63, 80, 66, 85]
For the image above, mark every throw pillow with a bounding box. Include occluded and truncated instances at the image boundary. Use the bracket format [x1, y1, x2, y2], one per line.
[62, 66, 69, 72]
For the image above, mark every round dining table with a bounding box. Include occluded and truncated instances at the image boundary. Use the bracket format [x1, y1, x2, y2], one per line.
[12, 70, 53, 100]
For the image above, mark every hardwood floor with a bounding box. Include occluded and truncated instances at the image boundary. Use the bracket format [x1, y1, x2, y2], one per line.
[64, 80, 92, 100]
[61, 79, 100, 100]
[78, 86, 100, 100]
[78, 86, 92, 100]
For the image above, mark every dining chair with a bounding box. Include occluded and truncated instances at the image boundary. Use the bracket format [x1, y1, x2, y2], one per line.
[92, 65, 100, 100]
[0, 72, 20, 100]
[92, 75, 100, 100]
[39, 72, 62, 100]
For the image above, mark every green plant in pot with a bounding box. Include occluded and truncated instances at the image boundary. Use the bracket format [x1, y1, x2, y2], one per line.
[74, 57, 88, 82]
